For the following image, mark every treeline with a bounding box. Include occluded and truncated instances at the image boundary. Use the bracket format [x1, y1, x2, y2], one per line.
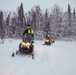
[0, 3, 76, 41]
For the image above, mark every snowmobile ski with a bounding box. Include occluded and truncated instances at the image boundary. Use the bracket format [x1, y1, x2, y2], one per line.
[11, 52, 15, 57]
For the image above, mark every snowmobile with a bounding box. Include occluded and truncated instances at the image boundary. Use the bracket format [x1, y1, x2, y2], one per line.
[12, 35, 34, 59]
[45, 38, 51, 45]
[43, 37, 55, 45]
[19, 40, 34, 54]
[51, 37, 55, 44]
[43, 38, 51, 45]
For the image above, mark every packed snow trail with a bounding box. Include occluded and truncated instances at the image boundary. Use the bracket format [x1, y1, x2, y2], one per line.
[0, 39, 76, 75]
[33, 44, 55, 75]
[9, 41, 56, 75]
[10, 56, 32, 75]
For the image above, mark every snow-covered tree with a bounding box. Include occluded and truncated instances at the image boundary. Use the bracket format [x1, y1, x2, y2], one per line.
[72, 8, 76, 37]
[50, 4, 63, 39]
[26, 5, 43, 39]
[17, 3, 25, 38]
[44, 9, 50, 35]
[33, 5, 43, 39]
[5, 13, 11, 37]
[0, 3, 76, 40]
[10, 13, 17, 38]
[67, 4, 72, 38]
[0, 11, 5, 43]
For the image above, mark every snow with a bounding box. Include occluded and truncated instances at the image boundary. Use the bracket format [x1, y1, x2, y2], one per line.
[0, 39, 76, 75]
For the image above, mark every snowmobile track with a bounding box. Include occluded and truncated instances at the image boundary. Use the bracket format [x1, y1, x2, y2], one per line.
[10, 57, 32, 75]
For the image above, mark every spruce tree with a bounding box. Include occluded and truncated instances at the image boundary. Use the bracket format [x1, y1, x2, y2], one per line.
[0, 11, 5, 43]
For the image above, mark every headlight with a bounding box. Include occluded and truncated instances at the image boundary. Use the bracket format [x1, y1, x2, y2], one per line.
[45, 39, 49, 42]
[21, 42, 30, 47]
[21, 42, 26, 47]
[25, 42, 30, 46]
[51, 39, 54, 42]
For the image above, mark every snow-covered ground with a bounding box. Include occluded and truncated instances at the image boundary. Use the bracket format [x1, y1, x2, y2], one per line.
[0, 39, 76, 75]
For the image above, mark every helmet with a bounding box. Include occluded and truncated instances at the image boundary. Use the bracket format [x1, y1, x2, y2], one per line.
[46, 33, 50, 37]
[28, 29, 34, 34]
[47, 34, 50, 37]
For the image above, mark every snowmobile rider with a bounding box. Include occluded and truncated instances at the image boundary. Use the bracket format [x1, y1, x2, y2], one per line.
[44, 33, 51, 45]
[45, 33, 51, 41]
[46, 33, 51, 39]
[23, 24, 34, 43]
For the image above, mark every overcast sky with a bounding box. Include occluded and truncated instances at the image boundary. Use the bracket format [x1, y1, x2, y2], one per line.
[0, 0, 76, 12]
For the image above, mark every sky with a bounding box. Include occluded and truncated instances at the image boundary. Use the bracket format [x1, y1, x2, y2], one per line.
[0, 0, 76, 13]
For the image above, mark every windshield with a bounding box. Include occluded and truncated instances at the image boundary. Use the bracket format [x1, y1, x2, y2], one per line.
[23, 33, 31, 42]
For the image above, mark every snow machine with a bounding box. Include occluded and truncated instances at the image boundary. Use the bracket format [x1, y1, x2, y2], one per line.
[43, 37, 55, 45]
[19, 40, 34, 54]
[51, 37, 55, 44]
[18, 33, 34, 55]
[13, 35, 34, 59]
[44, 38, 51, 45]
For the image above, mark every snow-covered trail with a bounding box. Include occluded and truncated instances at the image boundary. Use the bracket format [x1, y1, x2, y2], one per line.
[0, 39, 76, 75]
[23, 43, 56, 75]
[10, 41, 55, 75]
